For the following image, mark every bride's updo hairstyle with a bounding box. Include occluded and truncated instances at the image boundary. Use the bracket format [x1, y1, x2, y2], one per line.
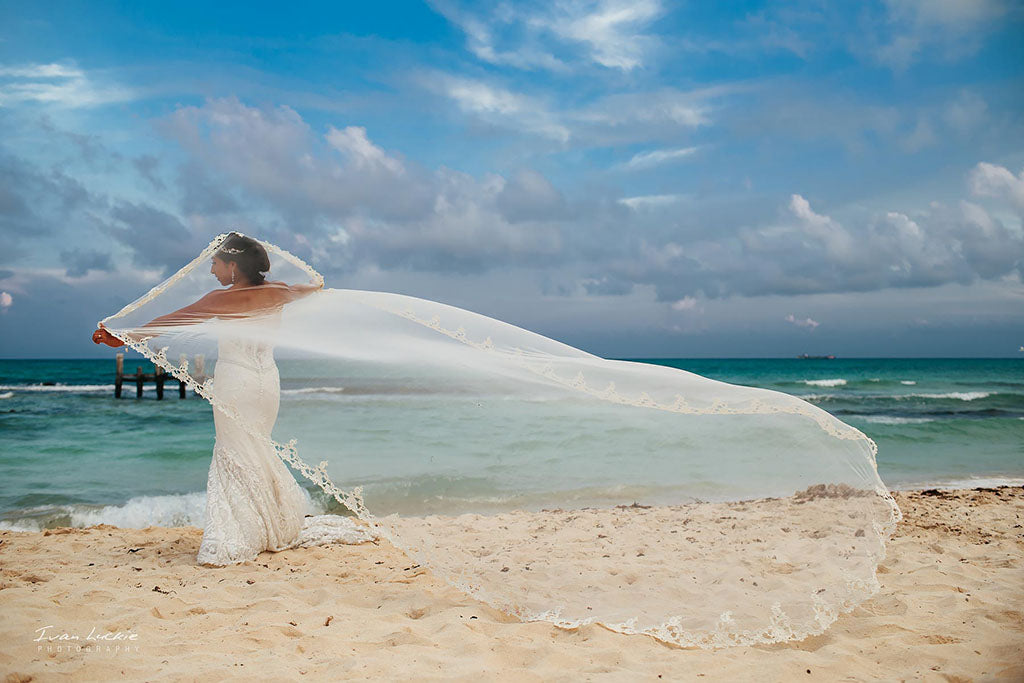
[215, 232, 271, 285]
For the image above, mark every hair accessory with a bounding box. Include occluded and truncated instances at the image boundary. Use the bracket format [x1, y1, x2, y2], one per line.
[221, 247, 245, 254]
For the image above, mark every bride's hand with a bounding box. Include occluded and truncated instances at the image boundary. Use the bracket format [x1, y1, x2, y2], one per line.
[92, 327, 124, 347]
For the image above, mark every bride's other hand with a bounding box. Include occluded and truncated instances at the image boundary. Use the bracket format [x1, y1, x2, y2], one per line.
[91, 327, 124, 347]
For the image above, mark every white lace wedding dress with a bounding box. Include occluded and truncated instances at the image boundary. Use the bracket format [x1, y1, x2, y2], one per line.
[196, 322, 378, 567]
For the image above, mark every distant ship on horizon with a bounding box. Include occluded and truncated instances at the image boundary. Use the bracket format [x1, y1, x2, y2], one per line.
[796, 353, 836, 359]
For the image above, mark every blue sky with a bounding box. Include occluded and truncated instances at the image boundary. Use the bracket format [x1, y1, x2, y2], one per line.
[0, 0, 1022, 358]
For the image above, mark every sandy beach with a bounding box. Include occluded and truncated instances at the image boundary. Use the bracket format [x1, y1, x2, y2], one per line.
[1, 486, 1021, 681]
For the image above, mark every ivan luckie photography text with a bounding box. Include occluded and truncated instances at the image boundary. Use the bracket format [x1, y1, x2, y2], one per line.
[34, 625, 141, 655]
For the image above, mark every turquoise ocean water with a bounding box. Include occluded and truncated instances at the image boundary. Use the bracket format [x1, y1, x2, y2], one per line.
[0, 357, 1021, 531]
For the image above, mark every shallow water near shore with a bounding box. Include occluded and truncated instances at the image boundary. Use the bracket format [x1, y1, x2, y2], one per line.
[1, 357, 1020, 530]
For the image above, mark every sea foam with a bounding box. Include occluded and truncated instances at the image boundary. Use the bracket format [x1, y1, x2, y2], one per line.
[903, 392, 991, 401]
[0, 383, 115, 393]
[803, 378, 847, 387]
[0, 491, 328, 532]
[861, 415, 936, 425]
[895, 476, 1024, 491]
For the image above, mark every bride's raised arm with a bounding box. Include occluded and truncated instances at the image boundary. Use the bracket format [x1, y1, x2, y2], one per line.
[92, 290, 235, 347]
[92, 280, 323, 348]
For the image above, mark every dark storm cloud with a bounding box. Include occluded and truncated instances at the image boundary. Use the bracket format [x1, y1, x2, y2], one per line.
[177, 161, 238, 215]
[0, 269, 164, 357]
[36, 114, 120, 167]
[133, 154, 165, 190]
[60, 248, 114, 277]
[494, 170, 569, 223]
[103, 201, 207, 271]
[580, 274, 636, 296]
[0, 151, 97, 263]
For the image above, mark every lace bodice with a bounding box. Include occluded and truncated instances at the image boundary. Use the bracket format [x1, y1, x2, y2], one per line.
[213, 311, 280, 375]
[215, 335, 277, 377]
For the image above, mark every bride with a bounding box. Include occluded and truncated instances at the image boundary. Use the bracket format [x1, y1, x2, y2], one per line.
[92, 232, 377, 566]
[93, 230, 899, 648]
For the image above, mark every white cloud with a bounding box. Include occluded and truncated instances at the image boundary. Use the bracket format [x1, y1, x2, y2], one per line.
[785, 313, 820, 329]
[655, 3, 1007, 70]
[542, 0, 663, 70]
[151, 99, 1024, 305]
[574, 88, 714, 130]
[0, 265, 164, 291]
[434, 0, 663, 71]
[328, 227, 351, 245]
[326, 125, 404, 174]
[0, 63, 83, 78]
[968, 162, 1024, 211]
[900, 116, 936, 152]
[445, 77, 525, 115]
[605, 167, 1024, 303]
[621, 146, 698, 170]
[786, 194, 857, 263]
[885, 0, 1006, 28]
[158, 97, 566, 272]
[618, 194, 686, 209]
[424, 71, 723, 148]
[671, 296, 699, 311]
[0, 61, 133, 108]
[943, 90, 988, 133]
[868, 0, 1009, 69]
[436, 75, 570, 142]
[429, 2, 569, 71]
[667, 8, 822, 61]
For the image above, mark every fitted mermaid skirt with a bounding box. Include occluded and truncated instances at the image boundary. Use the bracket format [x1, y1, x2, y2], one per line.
[196, 341, 308, 566]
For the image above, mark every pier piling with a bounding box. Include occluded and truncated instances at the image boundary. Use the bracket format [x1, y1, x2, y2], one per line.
[114, 352, 208, 400]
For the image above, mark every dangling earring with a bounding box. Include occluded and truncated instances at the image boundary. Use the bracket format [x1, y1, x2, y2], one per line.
[231, 267, 236, 284]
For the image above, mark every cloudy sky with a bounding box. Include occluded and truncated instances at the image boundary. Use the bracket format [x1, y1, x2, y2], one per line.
[1, 0, 1022, 358]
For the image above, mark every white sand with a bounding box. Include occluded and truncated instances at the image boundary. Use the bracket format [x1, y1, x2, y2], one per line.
[1, 486, 1021, 681]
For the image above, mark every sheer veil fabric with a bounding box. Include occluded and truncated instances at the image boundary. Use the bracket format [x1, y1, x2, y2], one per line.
[100, 232, 901, 648]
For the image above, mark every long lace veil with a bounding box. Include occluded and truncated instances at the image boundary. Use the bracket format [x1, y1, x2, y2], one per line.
[99, 232, 901, 648]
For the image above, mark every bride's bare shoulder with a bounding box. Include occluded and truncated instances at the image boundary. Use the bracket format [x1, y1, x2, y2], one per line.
[196, 288, 237, 312]
[198, 288, 228, 303]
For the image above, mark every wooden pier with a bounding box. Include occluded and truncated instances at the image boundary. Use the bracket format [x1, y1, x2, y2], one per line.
[114, 352, 208, 399]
